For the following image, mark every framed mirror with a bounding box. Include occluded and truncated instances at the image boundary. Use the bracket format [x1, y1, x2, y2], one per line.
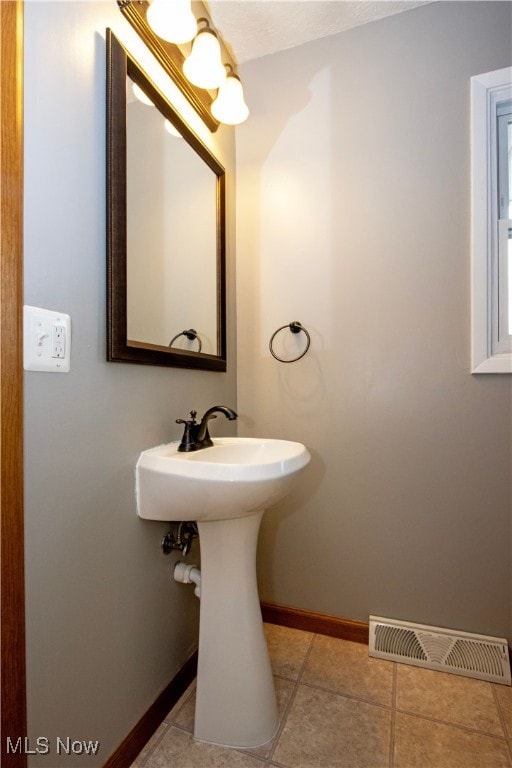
[106, 30, 227, 371]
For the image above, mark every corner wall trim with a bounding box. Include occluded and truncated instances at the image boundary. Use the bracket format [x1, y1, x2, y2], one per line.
[103, 650, 198, 768]
[261, 602, 369, 645]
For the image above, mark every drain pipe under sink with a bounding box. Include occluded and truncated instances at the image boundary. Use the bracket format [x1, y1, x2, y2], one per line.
[174, 561, 201, 598]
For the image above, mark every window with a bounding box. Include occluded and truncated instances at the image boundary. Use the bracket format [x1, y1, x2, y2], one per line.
[471, 67, 512, 373]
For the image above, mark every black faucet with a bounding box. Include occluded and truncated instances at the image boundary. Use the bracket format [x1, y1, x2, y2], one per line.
[176, 405, 237, 452]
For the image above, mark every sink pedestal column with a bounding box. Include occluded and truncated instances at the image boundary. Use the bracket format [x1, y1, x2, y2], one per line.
[195, 511, 278, 748]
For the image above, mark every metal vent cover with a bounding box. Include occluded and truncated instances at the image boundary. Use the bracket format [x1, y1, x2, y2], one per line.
[369, 616, 511, 685]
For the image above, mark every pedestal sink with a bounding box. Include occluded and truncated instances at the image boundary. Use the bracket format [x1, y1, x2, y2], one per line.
[136, 437, 311, 748]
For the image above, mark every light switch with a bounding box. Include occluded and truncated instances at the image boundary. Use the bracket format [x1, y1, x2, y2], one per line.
[24, 305, 71, 372]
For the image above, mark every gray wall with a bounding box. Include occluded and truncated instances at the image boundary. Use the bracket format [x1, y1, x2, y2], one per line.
[23, 3, 236, 765]
[237, 2, 512, 641]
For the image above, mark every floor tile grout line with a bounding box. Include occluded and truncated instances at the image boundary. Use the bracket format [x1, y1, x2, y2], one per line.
[491, 684, 512, 767]
[166, 721, 194, 736]
[267, 758, 289, 768]
[389, 662, 397, 768]
[264, 630, 317, 766]
[297, 631, 318, 682]
[163, 682, 196, 725]
[272, 671, 305, 683]
[233, 748, 273, 764]
[298, 680, 394, 711]
[134, 722, 171, 768]
[394, 706, 511, 740]
[232, 747, 268, 765]
[492, 683, 511, 740]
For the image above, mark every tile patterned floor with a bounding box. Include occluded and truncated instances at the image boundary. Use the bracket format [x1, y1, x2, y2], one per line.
[131, 623, 512, 768]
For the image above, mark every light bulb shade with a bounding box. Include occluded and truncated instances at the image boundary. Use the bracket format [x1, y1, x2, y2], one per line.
[132, 82, 154, 106]
[211, 74, 249, 125]
[183, 29, 226, 90]
[146, 0, 197, 44]
[165, 119, 182, 138]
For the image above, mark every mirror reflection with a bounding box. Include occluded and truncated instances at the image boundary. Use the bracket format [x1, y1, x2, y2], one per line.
[126, 81, 217, 353]
[106, 30, 227, 371]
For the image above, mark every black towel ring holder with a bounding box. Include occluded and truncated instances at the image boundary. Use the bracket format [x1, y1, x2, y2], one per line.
[168, 329, 202, 353]
[269, 321, 310, 363]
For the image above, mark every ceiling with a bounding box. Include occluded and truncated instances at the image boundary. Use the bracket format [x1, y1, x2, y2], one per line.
[207, 0, 431, 65]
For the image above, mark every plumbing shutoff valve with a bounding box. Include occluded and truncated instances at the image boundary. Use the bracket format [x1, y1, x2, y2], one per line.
[161, 521, 198, 556]
[174, 561, 201, 598]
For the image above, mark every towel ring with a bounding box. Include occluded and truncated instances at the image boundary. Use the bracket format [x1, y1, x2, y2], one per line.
[269, 321, 310, 363]
[168, 329, 202, 352]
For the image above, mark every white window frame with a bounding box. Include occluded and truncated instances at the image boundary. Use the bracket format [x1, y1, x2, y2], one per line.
[496, 218, 511, 352]
[471, 67, 512, 374]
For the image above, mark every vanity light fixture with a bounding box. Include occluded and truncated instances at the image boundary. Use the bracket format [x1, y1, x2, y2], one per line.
[117, 1, 249, 130]
[183, 18, 226, 90]
[211, 65, 249, 125]
[146, 0, 197, 44]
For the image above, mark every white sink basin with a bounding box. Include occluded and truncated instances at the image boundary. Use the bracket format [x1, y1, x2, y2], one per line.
[136, 437, 311, 522]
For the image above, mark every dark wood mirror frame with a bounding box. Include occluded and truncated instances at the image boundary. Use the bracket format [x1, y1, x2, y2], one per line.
[106, 29, 227, 371]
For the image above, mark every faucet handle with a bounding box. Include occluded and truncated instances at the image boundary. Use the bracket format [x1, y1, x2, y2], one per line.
[175, 410, 197, 426]
[176, 412, 199, 452]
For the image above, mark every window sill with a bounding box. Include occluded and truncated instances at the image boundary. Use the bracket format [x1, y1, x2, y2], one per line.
[471, 352, 512, 374]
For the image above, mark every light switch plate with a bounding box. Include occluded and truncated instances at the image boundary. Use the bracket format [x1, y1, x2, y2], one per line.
[23, 305, 71, 372]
